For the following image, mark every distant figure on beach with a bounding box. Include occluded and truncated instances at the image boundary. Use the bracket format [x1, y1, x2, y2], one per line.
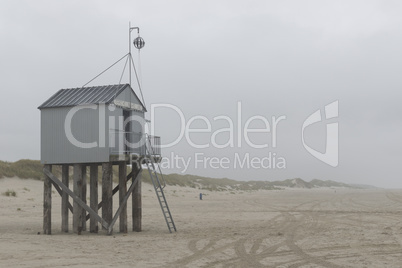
[200, 193, 203, 200]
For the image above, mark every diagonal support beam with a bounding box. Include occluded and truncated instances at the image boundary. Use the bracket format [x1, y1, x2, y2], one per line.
[107, 173, 139, 235]
[85, 170, 135, 221]
[49, 180, 73, 213]
[43, 168, 109, 230]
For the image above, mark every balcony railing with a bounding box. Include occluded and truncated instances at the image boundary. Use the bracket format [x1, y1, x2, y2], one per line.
[109, 130, 161, 156]
[147, 135, 161, 156]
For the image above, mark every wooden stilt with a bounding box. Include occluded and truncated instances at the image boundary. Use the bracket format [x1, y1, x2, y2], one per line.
[119, 163, 127, 233]
[43, 164, 52, 235]
[102, 162, 113, 231]
[85, 170, 134, 222]
[132, 164, 142, 232]
[43, 161, 145, 235]
[61, 165, 69, 232]
[90, 164, 98, 233]
[44, 168, 109, 230]
[108, 174, 139, 235]
[51, 180, 73, 213]
[73, 164, 83, 234]
[82, 165, 87, 232]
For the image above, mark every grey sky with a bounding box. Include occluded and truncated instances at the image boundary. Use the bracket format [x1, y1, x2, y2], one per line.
[1, 0, 401, 188]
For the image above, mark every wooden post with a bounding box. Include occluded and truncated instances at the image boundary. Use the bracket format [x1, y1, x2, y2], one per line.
[119, 163, 127, 233]
[85, 170, 134, 222]
[108, 175, 138, 235]
[61, 165, 69, 232]
[132, 164, 142, 232]
[102, 162, 113, 231]
[82, 165, 87, 232]
[44, 168, 109, 230]
[43, 164, 52, 235]
[90, 164, 98, 233]
[73, 164, 83, 234]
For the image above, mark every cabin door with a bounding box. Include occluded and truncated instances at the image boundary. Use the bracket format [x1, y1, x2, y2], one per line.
[123, 109, 131, 154]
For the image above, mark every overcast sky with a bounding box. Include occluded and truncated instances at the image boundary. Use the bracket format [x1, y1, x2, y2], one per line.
[1, 0, 401, 188]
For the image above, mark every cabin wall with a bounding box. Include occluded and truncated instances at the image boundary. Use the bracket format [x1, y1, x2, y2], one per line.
[40, 105, 110, 164]
[112, 87, 146, 155]
[108, 106, 145, 155]
[40, 104, 146, 164]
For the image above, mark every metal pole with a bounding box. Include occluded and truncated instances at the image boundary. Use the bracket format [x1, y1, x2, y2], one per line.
[128, 24, 140, 87]
[129, 22, 132, 87]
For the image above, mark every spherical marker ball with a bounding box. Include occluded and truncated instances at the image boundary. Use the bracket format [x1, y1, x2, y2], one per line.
[133, 36, 145, 49]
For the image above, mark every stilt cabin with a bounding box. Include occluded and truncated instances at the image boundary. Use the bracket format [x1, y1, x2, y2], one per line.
[38, 83, 175, 235]
[38, 83, 157, 164]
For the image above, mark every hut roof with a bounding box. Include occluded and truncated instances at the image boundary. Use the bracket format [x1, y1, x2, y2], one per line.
[38, 84, 146, 111]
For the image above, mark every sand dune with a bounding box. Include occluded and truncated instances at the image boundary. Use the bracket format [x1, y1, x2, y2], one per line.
[1, 177, 402, 267]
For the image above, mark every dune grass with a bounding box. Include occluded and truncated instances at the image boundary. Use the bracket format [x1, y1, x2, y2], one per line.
[0, 159, 356, 191]
[0, 159, 61, 180]
[3, 189, 17, 197]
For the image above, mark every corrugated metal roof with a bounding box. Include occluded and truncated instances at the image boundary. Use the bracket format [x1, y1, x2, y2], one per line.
[38, 84, 145, 110]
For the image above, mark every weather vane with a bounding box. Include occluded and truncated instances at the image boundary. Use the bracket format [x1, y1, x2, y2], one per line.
[129, 23, 145, 51]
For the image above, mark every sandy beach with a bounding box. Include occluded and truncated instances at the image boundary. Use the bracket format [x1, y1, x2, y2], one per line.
[1, 177, 402, 267]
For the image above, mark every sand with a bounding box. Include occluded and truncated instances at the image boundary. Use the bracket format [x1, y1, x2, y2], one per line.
[1, 177, 402, 267]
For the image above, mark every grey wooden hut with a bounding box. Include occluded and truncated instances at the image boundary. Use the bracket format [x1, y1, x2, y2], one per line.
[39, 84, 148, 164]
[38, 83, 175, 235]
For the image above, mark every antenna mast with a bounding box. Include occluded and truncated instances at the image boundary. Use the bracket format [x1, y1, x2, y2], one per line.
[128, 22, 145, 87]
